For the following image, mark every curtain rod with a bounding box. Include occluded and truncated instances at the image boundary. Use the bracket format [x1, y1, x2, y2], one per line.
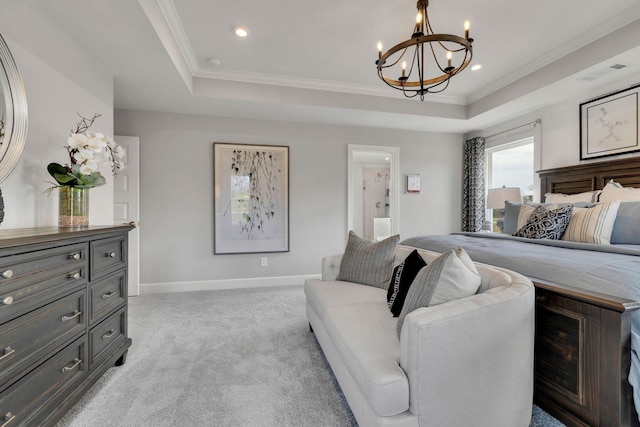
[485, 118, 541, 140]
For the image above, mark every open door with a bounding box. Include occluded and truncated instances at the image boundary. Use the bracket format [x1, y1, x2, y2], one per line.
[114, 135, 140, 296]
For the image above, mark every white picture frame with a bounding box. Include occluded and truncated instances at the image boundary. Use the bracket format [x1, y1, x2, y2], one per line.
[407, 174, 420, 193]
[214, 143, 289, 254]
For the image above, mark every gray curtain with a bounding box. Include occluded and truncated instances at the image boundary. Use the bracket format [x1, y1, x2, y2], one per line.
[462, 137, 485, 232]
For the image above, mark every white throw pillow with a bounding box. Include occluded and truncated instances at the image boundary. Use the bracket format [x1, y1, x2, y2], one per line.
[544, 191, 598, 204]
[396, 247, 481, 337]
[561, 201, 620, 244]
[599, 180, 640, 202]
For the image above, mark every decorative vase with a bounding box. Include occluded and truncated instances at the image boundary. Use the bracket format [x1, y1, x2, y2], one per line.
[58, 186, 89, 227]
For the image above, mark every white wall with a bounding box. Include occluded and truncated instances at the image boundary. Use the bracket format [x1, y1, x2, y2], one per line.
[0, 3, 115, 229]
[115, 109, 463, 288]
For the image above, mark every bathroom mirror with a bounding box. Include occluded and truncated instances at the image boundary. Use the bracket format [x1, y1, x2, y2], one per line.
[0, 33, 28, 184]
[348, 144, 400, 241]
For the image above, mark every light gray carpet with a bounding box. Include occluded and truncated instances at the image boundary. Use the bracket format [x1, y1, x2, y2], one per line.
[55, 285, 564, 427]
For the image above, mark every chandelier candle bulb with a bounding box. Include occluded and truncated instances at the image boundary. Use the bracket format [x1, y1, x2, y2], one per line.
[447, 51, 452, 67]
[402, 61, 406, 77]
[377, 41, 383, 59]
[464, 20, 470, 39]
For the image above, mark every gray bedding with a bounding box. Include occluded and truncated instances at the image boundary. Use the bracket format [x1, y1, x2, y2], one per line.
[400, 232, 640, 417]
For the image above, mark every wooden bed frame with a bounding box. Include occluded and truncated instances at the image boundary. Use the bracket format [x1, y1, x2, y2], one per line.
[535, 156, 640, 427]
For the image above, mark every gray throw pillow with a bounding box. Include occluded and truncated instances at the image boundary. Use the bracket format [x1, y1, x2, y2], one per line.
[513, 205, 573, 240]
[396, 247, 481, 337]
[611, 202, 640, 244]
[336, 231, 400, 289]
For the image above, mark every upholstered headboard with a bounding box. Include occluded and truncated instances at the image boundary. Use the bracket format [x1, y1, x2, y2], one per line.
[538, 156, 640, 200]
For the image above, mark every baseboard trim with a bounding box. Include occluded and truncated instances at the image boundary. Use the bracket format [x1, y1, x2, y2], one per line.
[139, 274, 321, 295]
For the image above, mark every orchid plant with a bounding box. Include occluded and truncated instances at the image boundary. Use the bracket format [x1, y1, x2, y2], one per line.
[47, 113, 125, 189]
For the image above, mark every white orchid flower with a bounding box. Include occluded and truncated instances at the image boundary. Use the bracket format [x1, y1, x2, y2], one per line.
[79, 159, 99, 175]
[68, 133, 88, 149]
[87, 132, 107, 153]
[73, 148, 95, 164]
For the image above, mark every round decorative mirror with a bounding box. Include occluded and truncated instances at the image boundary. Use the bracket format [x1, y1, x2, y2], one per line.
[0, 33, 27, 184]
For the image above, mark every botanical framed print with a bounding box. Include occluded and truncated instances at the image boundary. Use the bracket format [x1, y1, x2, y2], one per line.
[580, 83, 640, 160]
[214, 143, 289, 254]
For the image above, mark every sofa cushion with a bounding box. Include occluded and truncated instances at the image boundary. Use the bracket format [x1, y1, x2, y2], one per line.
[397, 248, 481, 337]
[386, 249, 427, 317]
[305, 280, 386, 321]
[336, 231, 399, 289]
[324, 301, 409, 417]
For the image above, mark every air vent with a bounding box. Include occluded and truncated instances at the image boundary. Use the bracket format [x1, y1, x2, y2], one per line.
[610, 64, 627, 70]
[577, 64, 628, 82]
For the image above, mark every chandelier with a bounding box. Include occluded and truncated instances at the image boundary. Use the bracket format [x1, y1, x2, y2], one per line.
[376, 0, 473, 100]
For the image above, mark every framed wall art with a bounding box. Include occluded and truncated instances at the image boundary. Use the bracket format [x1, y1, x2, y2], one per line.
[406, 174, 421, 193]
[214, 143, 289, 254]
[580, 83, 640, 160]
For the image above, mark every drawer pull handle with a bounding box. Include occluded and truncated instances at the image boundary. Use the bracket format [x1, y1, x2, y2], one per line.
[1, 270, 12, 279]
[61, 358, 82, 373]
[68, 272, 81, 280]
[61, 310, 81, 323]
[108, 252, 116, 258]
[1, 296, 13, 306]
[101, 291, 116, 299]
[102, 329, 116, 340]
[70, 253, 81, 260]
[0, 347, 15, 361]
[1, 412, 15, 427]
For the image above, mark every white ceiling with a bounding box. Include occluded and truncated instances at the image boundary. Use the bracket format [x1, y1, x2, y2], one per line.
[32, 0, 640, 133]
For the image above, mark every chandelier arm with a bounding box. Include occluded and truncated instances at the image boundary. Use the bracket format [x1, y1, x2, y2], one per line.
[428, 40, 448, 74]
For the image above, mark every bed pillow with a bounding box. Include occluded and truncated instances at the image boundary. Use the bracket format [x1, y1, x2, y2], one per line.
[610, 202, 640, 244]
[386, 249, 427, 317]
[336, 231, 400, 289]
[599, 180, 640, 202]
[545, 191, 598, 204]
[513, 205, 573, 240]
[503, 201, 592, 234]
[396, 247, 481, 337]
[561, 201, 620, 244]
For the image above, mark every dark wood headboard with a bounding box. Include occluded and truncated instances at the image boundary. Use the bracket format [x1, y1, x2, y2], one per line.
[538, 156, 640, 200]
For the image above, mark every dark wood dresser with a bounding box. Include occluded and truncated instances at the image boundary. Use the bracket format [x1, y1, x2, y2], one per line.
[0, 225, 133, 426]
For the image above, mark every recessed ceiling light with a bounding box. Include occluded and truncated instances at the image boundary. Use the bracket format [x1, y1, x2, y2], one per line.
[208, 58, 222, 68]
[471, 64, 482, 71]
[233, 25, 249, 38]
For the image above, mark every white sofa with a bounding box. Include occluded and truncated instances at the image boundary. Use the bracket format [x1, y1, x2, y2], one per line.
[304, 245, 535, 427]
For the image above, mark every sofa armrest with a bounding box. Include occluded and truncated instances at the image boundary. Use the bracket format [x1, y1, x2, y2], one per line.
[321, 253, 343, 281]
[399, 275, 535, 426]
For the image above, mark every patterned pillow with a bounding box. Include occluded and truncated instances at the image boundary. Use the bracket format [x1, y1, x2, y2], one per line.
[386, 249, 427, 317]
[561, 201, 620, 244]
[513, 205, 573, 240]
[396, 247, 481, 337]
[336, 231, 400, 289]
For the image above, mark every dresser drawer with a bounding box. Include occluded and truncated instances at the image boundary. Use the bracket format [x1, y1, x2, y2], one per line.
[89, 270, 126, 325]
[0, 289, 86, 391]
[89, 307, 126, 368]
[0, 244, 87, 321]
[0, 336, 86, 427]
[90, 236, 126, 280]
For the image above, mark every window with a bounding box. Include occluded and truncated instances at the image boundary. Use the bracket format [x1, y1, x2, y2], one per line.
[486, 137, 535, 230]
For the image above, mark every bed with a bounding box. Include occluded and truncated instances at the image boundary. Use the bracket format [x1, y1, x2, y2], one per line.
[401, 156, 640, 427]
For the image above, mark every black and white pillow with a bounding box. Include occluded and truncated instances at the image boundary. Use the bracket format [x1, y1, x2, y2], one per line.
[513, 205, 573, 240]
[386, 250, 426, 317]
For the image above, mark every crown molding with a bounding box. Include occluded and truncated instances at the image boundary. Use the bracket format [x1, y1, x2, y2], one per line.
[468, 3, 640, 103]
[141, 0, 465, 105]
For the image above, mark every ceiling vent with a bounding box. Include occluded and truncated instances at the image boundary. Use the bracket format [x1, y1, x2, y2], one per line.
[577, 64, 628, 82]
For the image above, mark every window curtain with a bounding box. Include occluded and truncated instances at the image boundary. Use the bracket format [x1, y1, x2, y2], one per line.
[462, 137, 485, 232]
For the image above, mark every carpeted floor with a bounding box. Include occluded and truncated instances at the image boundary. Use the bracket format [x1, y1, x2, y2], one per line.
[55, 285, 564, 427]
